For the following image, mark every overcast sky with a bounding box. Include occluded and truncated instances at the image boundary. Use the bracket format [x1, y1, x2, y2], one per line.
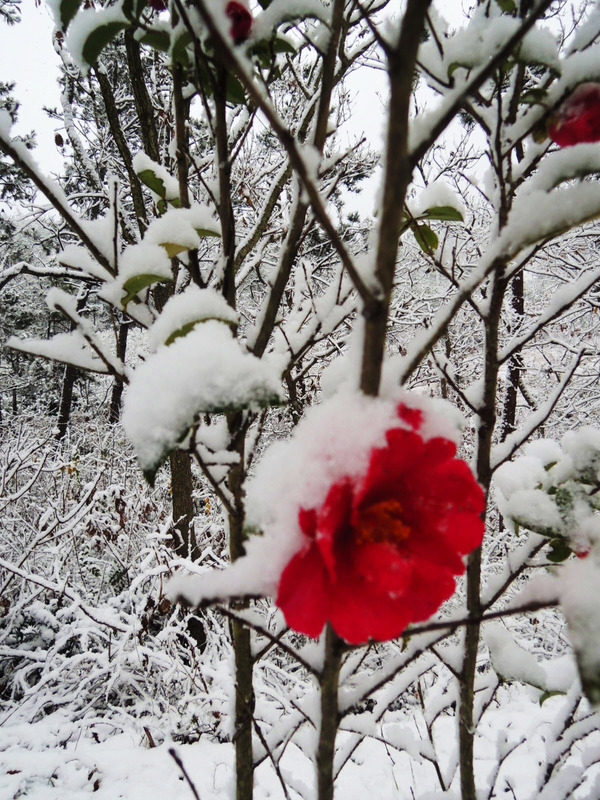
[1, 0, 64, 175]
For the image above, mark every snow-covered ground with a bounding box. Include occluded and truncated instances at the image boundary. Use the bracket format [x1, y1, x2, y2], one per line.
[2, 686, 599, 800]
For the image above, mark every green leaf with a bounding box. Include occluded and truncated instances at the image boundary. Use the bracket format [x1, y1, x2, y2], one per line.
[420, 205, 464, 223]
[539, 690, 566, 706]
[142, 387, 283, 485]
[521, 88, 549, 106]
[171, 29, 192, 67]
[121, 273, 172, 307]
[158, 242, 189, 258]
[57, 0, 82, 30]
[122, 0, 146, 22]
[194, 227, 221, 239]
[164, 317, 234, 346]
[137, 168, 167, 199]
[413, 224, 439, 253]
[448, 61, 470, 78]
[547, 537, 572, 563]
[227, 74, 246, 106]
[272, 36, 296, 55]
[82, 21, 129, 67]
[257, 0, 274, 7]
[138, 29, 171, 52]
[496, 0, 516, 13]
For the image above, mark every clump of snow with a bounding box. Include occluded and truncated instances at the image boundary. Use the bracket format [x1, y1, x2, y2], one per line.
[148, 286, 238, 352]
[559, 557, 600, 706]
[484, 623, 547, 689]
[494, 429, 600, 556]
[6, 331, 109, 373]
[119, 242, 173, 282]
[411, 181, 465, 218]
[168, 390, 466, 606]
[144, 205, 220, 254]
[59, 244, 113, 282]
[122, 321, 282, 478]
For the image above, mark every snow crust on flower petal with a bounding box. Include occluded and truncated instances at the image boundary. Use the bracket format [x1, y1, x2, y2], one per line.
[171, 393, 459, 600]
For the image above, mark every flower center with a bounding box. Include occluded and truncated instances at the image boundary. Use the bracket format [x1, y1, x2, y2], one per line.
[355, 499, 412, 546]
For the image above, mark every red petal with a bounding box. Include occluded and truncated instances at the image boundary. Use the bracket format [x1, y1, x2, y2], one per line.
[357, 428, 423, 508]
[349, 541, 412, 595]
[328, 568, 412, 644]
[225, 1, 253, 44]
[298, 507, 317, 539]
[397, 404, 423, 430]
[433, 511, 485, 556]
[276, 544, 330, 639]
[402, 559, 457, 622]
[316, 480, 353, 575]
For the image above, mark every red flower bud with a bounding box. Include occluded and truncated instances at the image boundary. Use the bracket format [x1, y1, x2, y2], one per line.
[549, 83, 600, 148]
[225, 1, 253, 45]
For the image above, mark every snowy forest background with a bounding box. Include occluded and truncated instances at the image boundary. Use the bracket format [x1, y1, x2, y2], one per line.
[3, 0, 600, 798]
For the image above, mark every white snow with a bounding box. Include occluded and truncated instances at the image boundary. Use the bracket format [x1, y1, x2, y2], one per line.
[148, 286, 238, 352]
[143, 205, 220, 256]
[122, 321, 282, 476]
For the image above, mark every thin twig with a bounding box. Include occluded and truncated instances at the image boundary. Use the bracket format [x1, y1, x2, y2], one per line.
[169, 749, 202, 800]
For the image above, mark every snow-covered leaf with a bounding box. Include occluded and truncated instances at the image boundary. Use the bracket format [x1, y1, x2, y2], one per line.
[81, 20, 129, 66]
[123, 322, 283, 483]
[121, 273, 172, 308]
[419, 205, 464, 223]
[560, 558, 600, 706]
[53, 0, 82, 30]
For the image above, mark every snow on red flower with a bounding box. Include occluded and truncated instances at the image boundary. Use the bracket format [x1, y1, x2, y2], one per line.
[276, 402, 485, 645]
[549, 83, 600, 148]
[225, 1, 253, 45]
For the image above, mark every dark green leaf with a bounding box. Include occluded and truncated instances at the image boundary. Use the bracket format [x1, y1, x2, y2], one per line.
[257, 0, 274, 8]
[547, 537, 572, 563]
[58, 0, 82, 31]
[413, 224, 439, 253]
[420, 205, 464, 223]
[82, 21, 129, 67]
[272, 36, 296, 54]
[138, 29, 171, 52]
[227, 74, 246, 106]
[121, 273, 172, 307]
[122, 0, 146, 22]
[521, 88, 549, 106]
[171, 30, 192, 67]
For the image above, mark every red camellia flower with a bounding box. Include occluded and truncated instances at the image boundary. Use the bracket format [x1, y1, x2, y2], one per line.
[225, 1, 253, 45]
[549, 83, 600, 148]
[276, 405, 485, 645]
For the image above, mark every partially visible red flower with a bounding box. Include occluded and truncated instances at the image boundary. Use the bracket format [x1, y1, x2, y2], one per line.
[147, 0, 167, 11]
[276, 404, 485, 645]
[549, 83, 600, 148]
[225, 1, 253, 45]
